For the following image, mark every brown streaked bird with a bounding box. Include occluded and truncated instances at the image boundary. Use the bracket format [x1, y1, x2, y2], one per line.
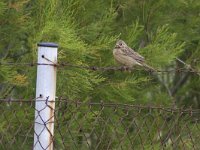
[113, 40, 155, 71]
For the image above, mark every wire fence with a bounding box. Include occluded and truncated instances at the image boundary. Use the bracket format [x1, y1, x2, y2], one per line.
[0, 98, 200, 150]
[1, 53, 200, 75]
[1, 61, 200, 75]
[1, 46, 200, 150]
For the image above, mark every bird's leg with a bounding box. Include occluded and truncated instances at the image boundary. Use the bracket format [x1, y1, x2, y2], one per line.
[120, 66, 128, 71]
[120, 66, 133, 72]
[127, 66, 134, 72]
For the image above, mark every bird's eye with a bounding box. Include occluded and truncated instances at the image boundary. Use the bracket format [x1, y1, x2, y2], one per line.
[119, 43, 122, 46]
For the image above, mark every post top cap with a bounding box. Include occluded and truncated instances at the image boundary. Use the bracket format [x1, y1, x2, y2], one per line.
[37, 42, 58, 48]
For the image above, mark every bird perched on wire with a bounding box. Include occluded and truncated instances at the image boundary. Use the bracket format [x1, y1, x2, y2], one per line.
[113, 40, 156, 71]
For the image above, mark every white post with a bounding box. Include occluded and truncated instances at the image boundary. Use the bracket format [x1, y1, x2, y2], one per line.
[34, 42, 58, 150]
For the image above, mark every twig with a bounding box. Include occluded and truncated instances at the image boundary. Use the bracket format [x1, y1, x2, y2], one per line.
[176, 57, 200, 76]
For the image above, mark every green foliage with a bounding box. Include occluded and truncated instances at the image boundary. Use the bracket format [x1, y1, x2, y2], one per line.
[125, 20, 144, 47]
[141, 25, 185, 67]
[0, 1, 6, 15]
[1, 0, 200, 149]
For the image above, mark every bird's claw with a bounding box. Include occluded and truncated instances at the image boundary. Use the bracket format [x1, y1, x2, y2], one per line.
[120, 66, 132, 72]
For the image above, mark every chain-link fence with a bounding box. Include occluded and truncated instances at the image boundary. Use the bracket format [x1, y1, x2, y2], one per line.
[0, 98, 199, 150]
[1, 43, 200, 150]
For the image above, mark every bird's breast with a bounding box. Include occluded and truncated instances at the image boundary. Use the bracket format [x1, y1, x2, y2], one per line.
[113, 48, 141, 67]
[113, 48, 123, 56]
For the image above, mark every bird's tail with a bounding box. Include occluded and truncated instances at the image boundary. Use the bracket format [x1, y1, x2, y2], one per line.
[142, 63, 157, 72]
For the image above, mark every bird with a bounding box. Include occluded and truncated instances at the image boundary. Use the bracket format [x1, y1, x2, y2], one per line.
[113, 40, 155, 71]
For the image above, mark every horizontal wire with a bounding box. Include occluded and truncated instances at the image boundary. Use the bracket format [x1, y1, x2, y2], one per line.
[0, 62, 56, 66]
[0, 98, 199, 113]
[1, 62, 200, 74]
[58, 63, 200, 74]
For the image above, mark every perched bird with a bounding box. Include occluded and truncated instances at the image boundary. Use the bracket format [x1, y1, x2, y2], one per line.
[113, 40, 155, 71]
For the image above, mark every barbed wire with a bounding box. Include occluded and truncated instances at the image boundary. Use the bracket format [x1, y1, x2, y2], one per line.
[1, 97, 200, 114]
[1, 61, 200, 74]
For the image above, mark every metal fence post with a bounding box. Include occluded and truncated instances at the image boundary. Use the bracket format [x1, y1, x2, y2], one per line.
[34, 42, 58, 150]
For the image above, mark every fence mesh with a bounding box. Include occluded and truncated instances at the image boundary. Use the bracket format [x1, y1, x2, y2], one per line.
[0, 98, 199, 150]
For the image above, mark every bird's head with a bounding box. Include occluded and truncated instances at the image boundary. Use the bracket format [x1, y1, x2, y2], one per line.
[115, 40, 127, 49]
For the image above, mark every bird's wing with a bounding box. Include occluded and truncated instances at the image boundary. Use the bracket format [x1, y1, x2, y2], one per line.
[121, 47, 145, 63]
